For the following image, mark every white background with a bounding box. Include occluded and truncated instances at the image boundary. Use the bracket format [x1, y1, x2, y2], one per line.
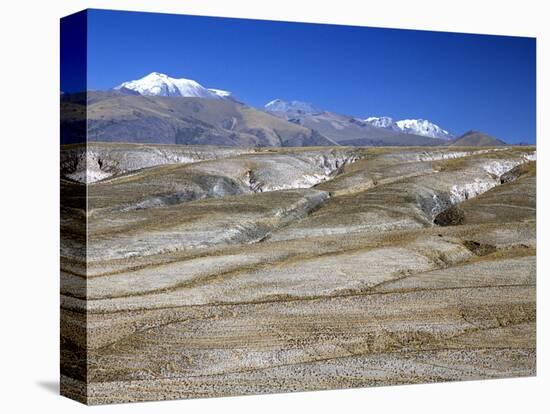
[0, 0, 547, 412]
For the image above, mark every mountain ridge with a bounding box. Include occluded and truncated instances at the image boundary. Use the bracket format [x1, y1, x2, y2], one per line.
[264, 100, 453, 141]
[265, 99, 321, 114]
[264, 102, 448, 147]
[66, 91, 334, 147]
[60, 73, 512, 147]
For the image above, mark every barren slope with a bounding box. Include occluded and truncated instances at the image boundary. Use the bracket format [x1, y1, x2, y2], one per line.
[60, 143, 536, 404]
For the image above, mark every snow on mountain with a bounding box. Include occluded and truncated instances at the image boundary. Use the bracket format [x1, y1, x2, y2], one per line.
[263, 100, 452, 140]
[364, 116, 399, 130]
[207, 88, 234, 99]
[395, 119, 453, 140]
[365, 116, 453, 140]
[114, 72, 233, 100]
[265, 99, 320, 114]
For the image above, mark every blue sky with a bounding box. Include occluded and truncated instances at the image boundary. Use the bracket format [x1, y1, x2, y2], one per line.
[79, 9, 535, 143]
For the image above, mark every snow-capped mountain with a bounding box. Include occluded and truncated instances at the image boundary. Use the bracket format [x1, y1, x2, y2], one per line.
[395, 119, 453, 140]
[265, 99, 320, 114]
[365, 116, 453, 140]
[114, 72, 234, 100]
[364, 116, 399, 131]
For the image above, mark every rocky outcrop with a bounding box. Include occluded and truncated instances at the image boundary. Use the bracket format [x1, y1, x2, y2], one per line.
[61, 143, 256, 183]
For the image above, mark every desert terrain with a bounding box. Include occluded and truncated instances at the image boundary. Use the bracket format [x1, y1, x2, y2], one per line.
[60, 143, 536, 404]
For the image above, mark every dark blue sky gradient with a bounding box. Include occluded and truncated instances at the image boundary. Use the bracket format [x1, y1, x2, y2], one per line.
[82, 9, 536, 143]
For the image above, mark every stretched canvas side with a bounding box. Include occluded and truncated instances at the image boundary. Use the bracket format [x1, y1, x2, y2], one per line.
[60, 9, 89, 404]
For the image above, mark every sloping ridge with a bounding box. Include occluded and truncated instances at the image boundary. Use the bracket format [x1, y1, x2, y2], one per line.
[268, 109, 448, 146]
[64, 91, 335, 147]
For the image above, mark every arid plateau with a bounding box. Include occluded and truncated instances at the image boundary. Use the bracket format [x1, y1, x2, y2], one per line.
[60, 143, 536, 404]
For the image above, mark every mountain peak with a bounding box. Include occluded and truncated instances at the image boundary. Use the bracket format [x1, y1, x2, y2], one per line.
[265, 99, 320, 114]
[451, 130, 506, 146]
[364, 116, 397, 130]
[365, 116, 453, 140]
[395, 119, 453, 140]
[146, 71, 167, 78]
[114, 72, 233, 100]
[462, 130, 482, 136]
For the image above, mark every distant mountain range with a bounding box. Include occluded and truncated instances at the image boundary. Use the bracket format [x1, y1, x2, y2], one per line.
[364, 116, 454, 140]
[77, 90, 332, 146]
[61, 72, 510, 147]
[263, 101, 453, 141]
[263, 99, 448, 147]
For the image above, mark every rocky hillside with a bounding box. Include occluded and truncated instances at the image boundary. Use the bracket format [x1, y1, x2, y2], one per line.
[64, 91, 335, 147]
